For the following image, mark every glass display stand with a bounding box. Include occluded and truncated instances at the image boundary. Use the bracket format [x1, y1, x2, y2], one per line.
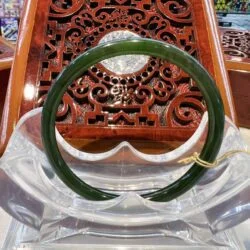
[1, 108, 250, 250]
[2, 218, 248, 250]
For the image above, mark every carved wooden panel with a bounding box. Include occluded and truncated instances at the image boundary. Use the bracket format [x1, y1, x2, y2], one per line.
[22, 0, 208, 141]
[0, 0, 235, 150]
[221, 28, 250, 62]
[220, 28, 250, 128]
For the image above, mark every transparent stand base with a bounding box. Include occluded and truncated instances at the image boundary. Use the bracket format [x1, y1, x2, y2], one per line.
[1, 110, 250, 250]
[3, 217, 249, 250]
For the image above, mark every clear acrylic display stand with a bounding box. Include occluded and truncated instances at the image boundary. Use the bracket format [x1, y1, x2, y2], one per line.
[1, 108, 250, 249]
[2, 218, 250, 249]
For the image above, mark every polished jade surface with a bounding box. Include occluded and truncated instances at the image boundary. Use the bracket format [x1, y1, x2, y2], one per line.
[42, 39, 225, 202]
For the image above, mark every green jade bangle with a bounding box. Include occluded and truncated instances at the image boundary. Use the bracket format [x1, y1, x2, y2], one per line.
[42, 39, 225, 202]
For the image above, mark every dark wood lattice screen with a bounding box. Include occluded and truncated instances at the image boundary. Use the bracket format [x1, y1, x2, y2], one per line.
[16, 0, 229, 141]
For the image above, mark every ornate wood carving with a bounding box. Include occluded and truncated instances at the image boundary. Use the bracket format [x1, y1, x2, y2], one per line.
[30, 0, 207, 140]
[221, 28, 250, 62]
[0, 0, 236, 154]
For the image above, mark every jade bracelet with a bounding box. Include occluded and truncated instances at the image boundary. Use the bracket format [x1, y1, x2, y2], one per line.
[42, 38, 225, 202]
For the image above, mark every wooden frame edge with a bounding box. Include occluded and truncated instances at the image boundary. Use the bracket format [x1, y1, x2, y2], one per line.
[0, 0, 39, 155]
[0, 36, 14, 70]
[226, 60, 250, 72]
[0, 57, 13, 71]
[202, 0, 237, 124]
